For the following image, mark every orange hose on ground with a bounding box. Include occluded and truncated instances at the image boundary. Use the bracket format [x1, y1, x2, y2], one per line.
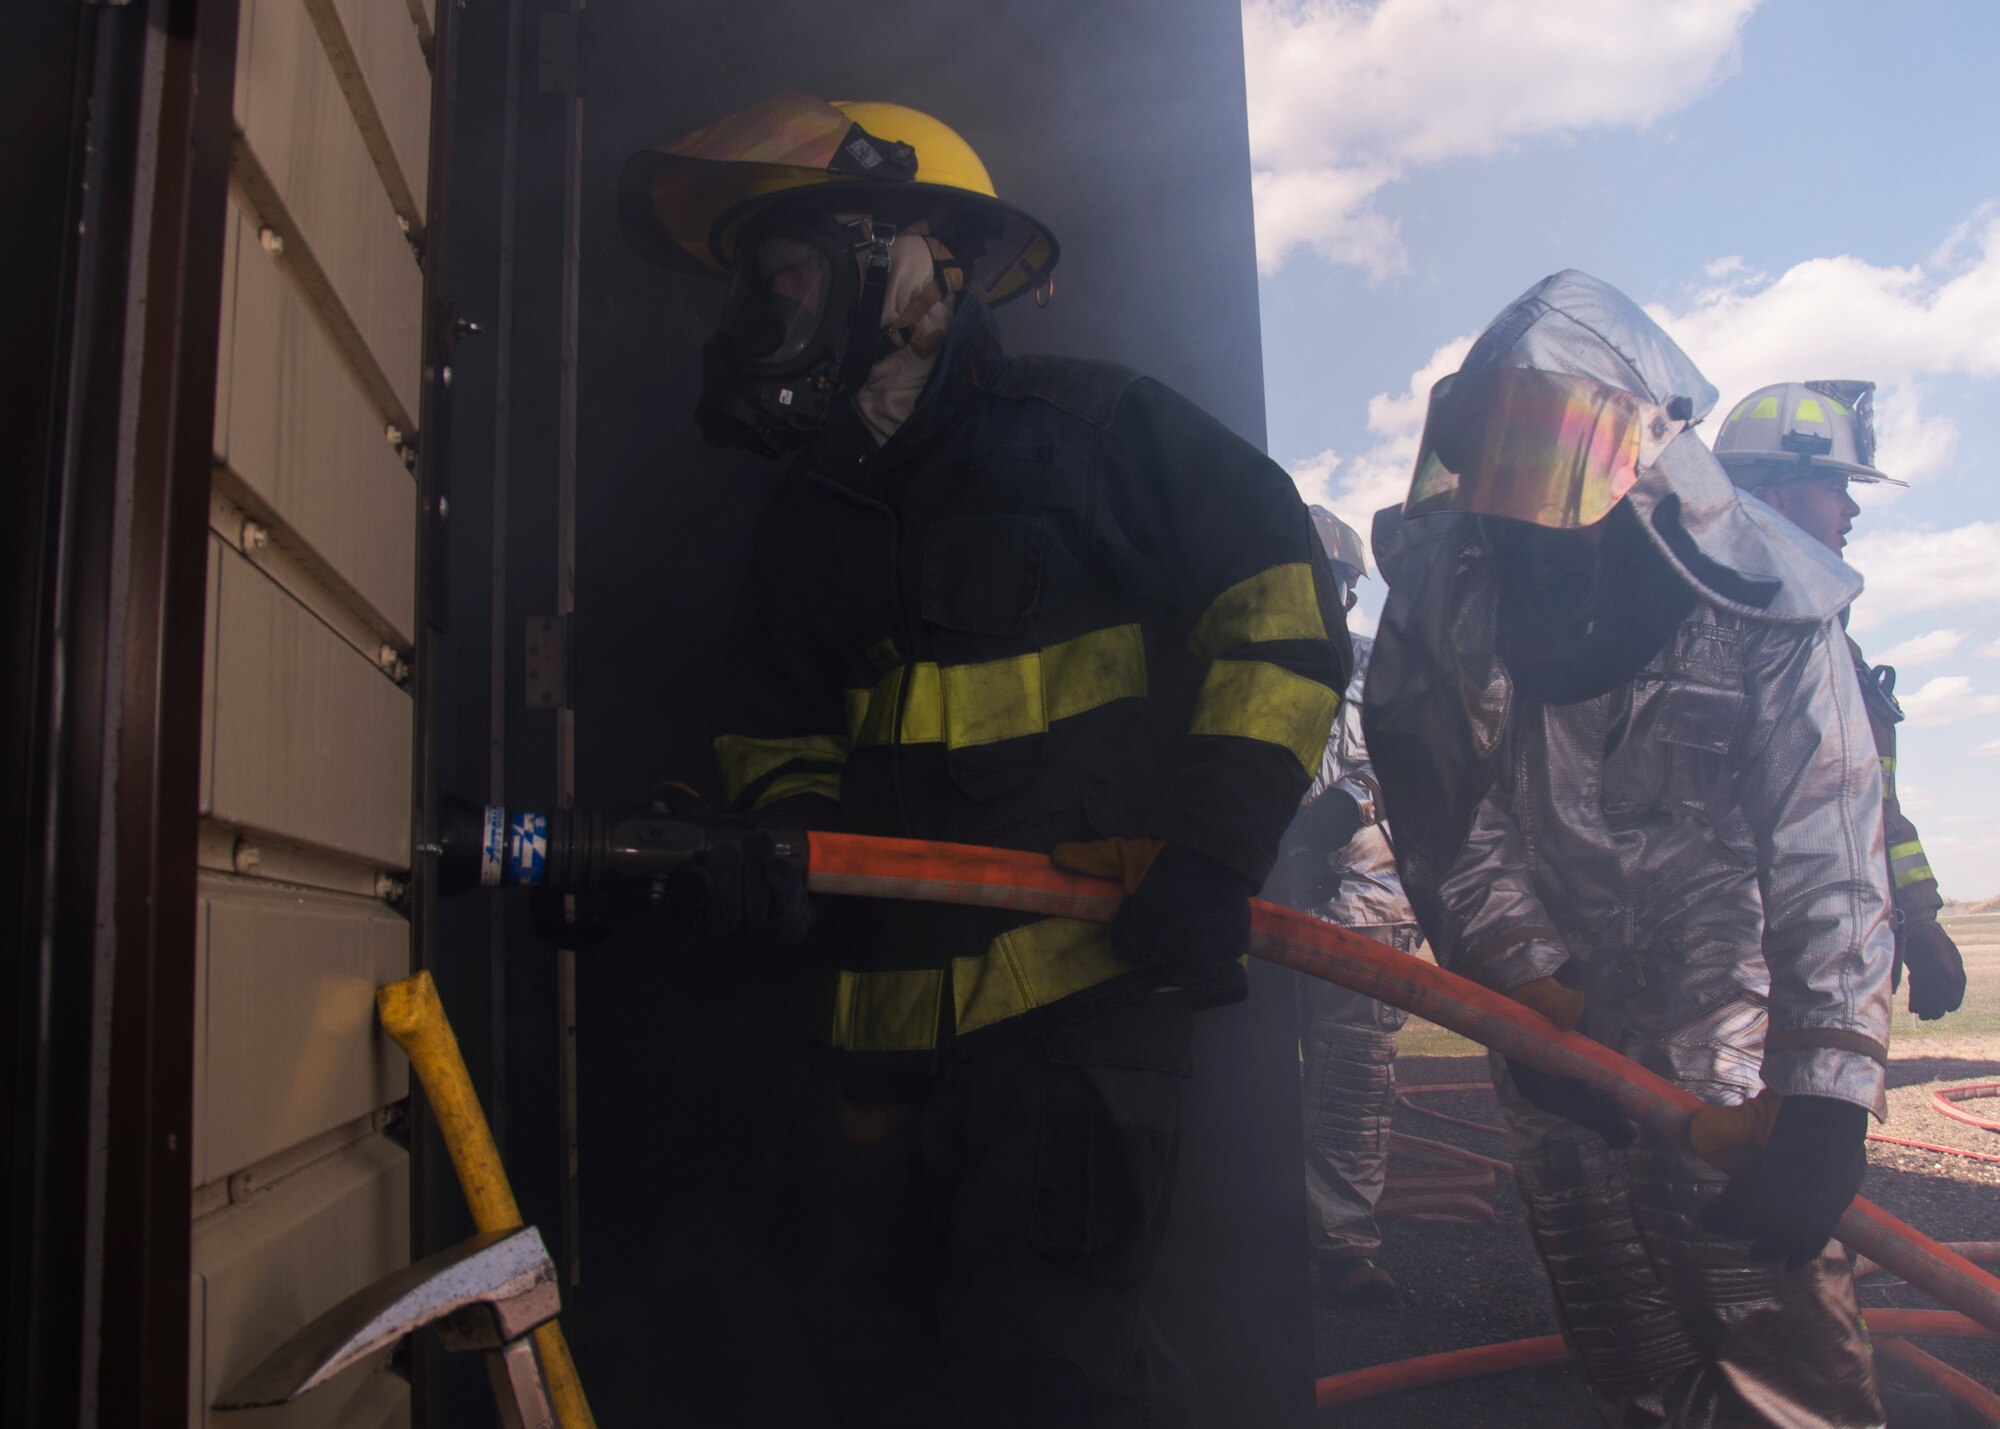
[1316, 1336, 1564, 1408]
[1856, 1243, 2000, 1282]
[1877, 1338, 2000, 1427]
[805, 832, 2000, 1340]
[1932, 1082, 2000, 1134]
[1312, 1311, 1995, 1410]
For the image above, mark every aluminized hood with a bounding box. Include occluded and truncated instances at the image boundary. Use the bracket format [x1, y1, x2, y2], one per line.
[1454, 269, 1860, 625]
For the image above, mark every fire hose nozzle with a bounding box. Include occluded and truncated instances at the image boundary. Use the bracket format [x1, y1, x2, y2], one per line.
[430, 795, 795, 900]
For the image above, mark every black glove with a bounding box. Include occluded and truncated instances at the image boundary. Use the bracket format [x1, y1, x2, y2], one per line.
[1111, 843, 1255, 977]
[1902, 920, 1967, 1021]
[631, 783, 812, 944]
[1266, 845, 1339, 910]
[668, 827, 814, 944]
[1699, 1094, 1868, 1268]
[1504, 1059, 1634, 1148]
[1267, 788, 1364, 908]
[1293, 786, 1364, 855]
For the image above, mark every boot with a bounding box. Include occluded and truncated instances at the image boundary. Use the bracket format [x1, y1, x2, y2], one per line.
[1316, 1256, 1397, 1309]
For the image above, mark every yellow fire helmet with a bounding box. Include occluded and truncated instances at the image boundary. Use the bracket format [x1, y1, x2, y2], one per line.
[619, 93, 1059, 307]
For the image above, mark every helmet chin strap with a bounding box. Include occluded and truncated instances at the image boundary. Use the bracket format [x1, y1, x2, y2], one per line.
[833, 220, 897, 397]
[853, 230, 964, 445]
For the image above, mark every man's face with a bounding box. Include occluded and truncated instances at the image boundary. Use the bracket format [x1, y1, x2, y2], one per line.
[1759, 473, 1861, 553]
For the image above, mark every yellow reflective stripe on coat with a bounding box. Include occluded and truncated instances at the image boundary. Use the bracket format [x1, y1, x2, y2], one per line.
[844, 624, 1147, 750]
[1889, 839, 1935, 891]
[1189, 659, 1340, 771]
[828, 920, 1132, 1050]
[751, 769, 842, 810]
[953, 918, 1128, 1035]
[1186, 563, 1327, 661]
[828, 968, 944, 1052]
[714, 732, 848, 805]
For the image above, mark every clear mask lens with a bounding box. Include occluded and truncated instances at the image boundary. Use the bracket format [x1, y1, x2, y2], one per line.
[720, 235, 833, 365]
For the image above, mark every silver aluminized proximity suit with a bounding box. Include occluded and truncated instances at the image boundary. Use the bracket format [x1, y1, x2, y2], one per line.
[1365, 272, 1895, 1428]
[1286, 637, 1422, 1262]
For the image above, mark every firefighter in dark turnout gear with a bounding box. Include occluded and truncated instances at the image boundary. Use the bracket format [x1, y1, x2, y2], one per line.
[1714, 380, 1967, 1022]
[623, 96, 1350, 1427]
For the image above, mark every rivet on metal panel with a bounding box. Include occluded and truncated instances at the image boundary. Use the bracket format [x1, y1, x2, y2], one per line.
[232, 840, 262, 875]
[240, 519, 270, 552]
[442, 365, 453, 389]
[374, 872, 409, 903]
[523, 616, 569, 710]
[386, 424, 404, 447]
[227, 1168, 257, 1203]
[258, 227, 284, 256]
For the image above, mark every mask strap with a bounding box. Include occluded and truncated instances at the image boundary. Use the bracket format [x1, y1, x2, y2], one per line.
[881, 236, 965, 357]
[835, 220, 897, 394]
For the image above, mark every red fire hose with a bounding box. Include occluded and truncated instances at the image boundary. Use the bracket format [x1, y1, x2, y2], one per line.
[1313, 1310, 1997, 1411]
[1876, 1337, 2000, 1427]
[804, 831, 2000, 1344]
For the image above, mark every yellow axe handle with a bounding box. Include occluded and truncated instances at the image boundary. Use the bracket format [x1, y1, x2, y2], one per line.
[379, 971, 598, 1429]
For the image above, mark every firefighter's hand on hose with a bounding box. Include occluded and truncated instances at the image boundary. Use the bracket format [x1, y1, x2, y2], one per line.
[1686, 1087, 1783, 1162]
[1699, 1094, 1868, 1268]
[1267, 790, 1362, 909]
[1052, 838, 1254, 977]
[1902, 920, 1967, 1021]
[651, 784, 814, 944]
[1502, 976, 1633, 1147]
[673, 830, 812, 943]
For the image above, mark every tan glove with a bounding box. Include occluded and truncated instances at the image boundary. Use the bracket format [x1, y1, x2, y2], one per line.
[1687, 1088, 1783, 1160]
[1050, 836, 1166, 893]
[1508, 975, 1585, 1033]
[1501, 976, 1629, 1146]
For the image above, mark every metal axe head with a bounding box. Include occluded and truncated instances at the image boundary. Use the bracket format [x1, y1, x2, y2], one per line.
[215, 1225, 560, 1408]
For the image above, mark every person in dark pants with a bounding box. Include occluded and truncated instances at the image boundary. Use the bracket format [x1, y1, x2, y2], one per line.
[619, 94, 1351, 1426]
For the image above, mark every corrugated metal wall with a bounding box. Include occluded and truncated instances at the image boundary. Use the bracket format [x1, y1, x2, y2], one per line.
[187, 0, 434, 1420]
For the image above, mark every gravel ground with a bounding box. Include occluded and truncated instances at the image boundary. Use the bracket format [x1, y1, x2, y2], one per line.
[1310, 1034, 2000, 1426]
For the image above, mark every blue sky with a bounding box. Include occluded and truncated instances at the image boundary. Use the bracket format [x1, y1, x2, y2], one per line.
[1245, 0, 2000, 898]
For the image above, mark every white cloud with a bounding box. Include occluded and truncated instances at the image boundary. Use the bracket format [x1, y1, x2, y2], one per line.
[1898, 675, 2000, 728]
[1979, 640, 2000, 659]
[1652, 206, 2000, 489]
[1875, 629, 1966, 669]
[1842, 522, 2000, 634]
[1286, 448, 1344, 509]
[1978, 738, 2000, 756]
[1324, 334, 1477, 526]
[1243, 0, 1758, 275]
[1898, 782, 1938, 815]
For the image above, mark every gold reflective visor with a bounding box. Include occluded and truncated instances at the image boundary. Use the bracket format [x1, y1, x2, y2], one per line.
[1405, 368, 1677, 529]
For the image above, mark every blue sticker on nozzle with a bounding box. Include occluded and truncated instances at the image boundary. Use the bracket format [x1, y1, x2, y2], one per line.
[509, 811, 548, 886]
[481, 806, 506, 888]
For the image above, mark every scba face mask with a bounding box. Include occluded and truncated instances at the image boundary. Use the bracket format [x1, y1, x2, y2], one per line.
[696, 210, 962, 457]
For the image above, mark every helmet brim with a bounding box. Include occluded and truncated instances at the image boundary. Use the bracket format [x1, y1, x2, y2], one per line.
[1715, 452, 1908, 489]
[618, 152, 1059, 307]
